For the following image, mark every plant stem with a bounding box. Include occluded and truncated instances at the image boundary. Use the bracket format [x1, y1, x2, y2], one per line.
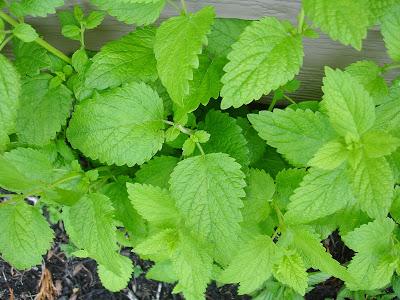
[80, 24, 85, 48]
[0, 34, 13, 51]
[0, 10, 71, 64]
[196, 142, 205, 156]
[167, 0, 181, 13]
[163, 120, 193, 135]
[180, 0, 188, 14]
[283, 94, 297, 105]
[297, 7, 305, 34]
[382, 63, 400, 72]
[268, 97, 278, 111]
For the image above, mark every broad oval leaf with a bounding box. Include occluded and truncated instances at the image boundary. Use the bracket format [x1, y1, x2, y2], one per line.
[67, 82, 164, 166]
[221, 17, 303, 109]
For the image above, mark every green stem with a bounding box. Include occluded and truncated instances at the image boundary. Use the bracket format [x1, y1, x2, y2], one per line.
[163, 120, 194, 135]
[167, 0, 181, 13]
[297, 7, 305, 34]
[196, 142, 205, 156]
[0, 34, 13, 51]
[382, 63, 400, 72]
[268, 97, 279, 111]
[180, 0, 188, 14]
[0, 10, 71, 64]
[80, 24, 85, 48]
[283, 94, 297, 105]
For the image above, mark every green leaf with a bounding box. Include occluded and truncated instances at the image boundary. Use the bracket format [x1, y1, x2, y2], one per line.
[57, 10, 79, 28]
[207, 18, 251, 58]
[66, 193, 120, 273]
[127, 183, 179, 227]
[61, 24, 81, 41]
[308, 139, 349, 170]
[0, 18, 5, 43]
[172, 231, 213, 300]
[85, 28, 157, 90]
[219, 235, 278, 294]
[0, 128, 9, 152]
[367, 0, 399, 22]
[374, 89, 400, 135]
[345, 60, 388, 105]
[169, 153, 246, 264]
[303, 0, 370, 50]
[98, 255, 133, 292]
[343, 218, 395, 253]
[236, 117, 266, 166]
[16, 74, 73, 146]
[199, 110, 250, 167]
[85, 11, 106, 29]
[390, 187, 400, 222]
[285, 167, 354, 224]
[10, 0, 64, 17]
[0, 147, 55, 193]
[147, 261, 177, 283]
[135, 228, 178, 261]
[249, 109, 336, 167]
[0, 201, 53, 269]
[13, 23, 38, 42]
[134, 156, 178, 189]
[321, 67, 375, 138]
[71, 48, 88, 73]
[272, 252, 308, 296]
[13, 39, 51, 76]
[154, 6, 215, 106]
[284, 226, 350, 282]
[67, 82, 165, 166]
[362, 130, 400, 158]
[255, 146, 291, 178]
[381, 4, 400, 61]
[220, 17, 303, 109]
[274, 168, 307, 211]
[90, 0, 166, 25]
[176, 54, 225, 117]
[0, 54, 20, 135]
[242, 169, 275, 224]
[343, 218, 397, 290]
[101, 179, 147, 240]
[351, 155, 394, 219]
[182, 137, 196, 156]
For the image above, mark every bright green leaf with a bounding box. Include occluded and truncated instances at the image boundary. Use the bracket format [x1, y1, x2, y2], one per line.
[67, 82, 164, 166]
[85, 28, 157, 90]
[321, 67, 375, 138]
[303, 0, 370, 50]
[16, 74, 73, 146]
[221, 17, 303, 108]
[219, 235, 278, 294]
[170, 153, 246, 264]
[0, 202, 53, 269]
[249, 109, 336, 167]
[154, 6, 215, 106]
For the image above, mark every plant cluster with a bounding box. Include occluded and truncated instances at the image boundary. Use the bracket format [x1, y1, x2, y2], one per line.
[0, 0, 400, 299]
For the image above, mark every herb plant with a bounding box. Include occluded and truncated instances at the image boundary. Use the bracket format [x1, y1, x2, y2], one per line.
[0, 0, 400, 299]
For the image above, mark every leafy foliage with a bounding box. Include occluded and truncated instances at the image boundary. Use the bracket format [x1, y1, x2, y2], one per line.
[0, 1, 399, 299]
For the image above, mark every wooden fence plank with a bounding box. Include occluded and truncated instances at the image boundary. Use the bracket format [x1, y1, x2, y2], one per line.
[4, 0, 393, 100]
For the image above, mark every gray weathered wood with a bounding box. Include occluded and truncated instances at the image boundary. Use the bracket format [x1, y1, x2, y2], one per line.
[6, 0, 395, 100]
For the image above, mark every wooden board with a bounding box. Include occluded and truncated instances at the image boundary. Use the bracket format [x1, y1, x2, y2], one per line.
[6, 0, 394, 100]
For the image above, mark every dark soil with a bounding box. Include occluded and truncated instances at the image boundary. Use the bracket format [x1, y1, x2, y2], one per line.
[0, 219, 352, 300]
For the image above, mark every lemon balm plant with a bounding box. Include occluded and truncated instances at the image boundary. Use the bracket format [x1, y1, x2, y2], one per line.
[0, 0, 400, 298]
